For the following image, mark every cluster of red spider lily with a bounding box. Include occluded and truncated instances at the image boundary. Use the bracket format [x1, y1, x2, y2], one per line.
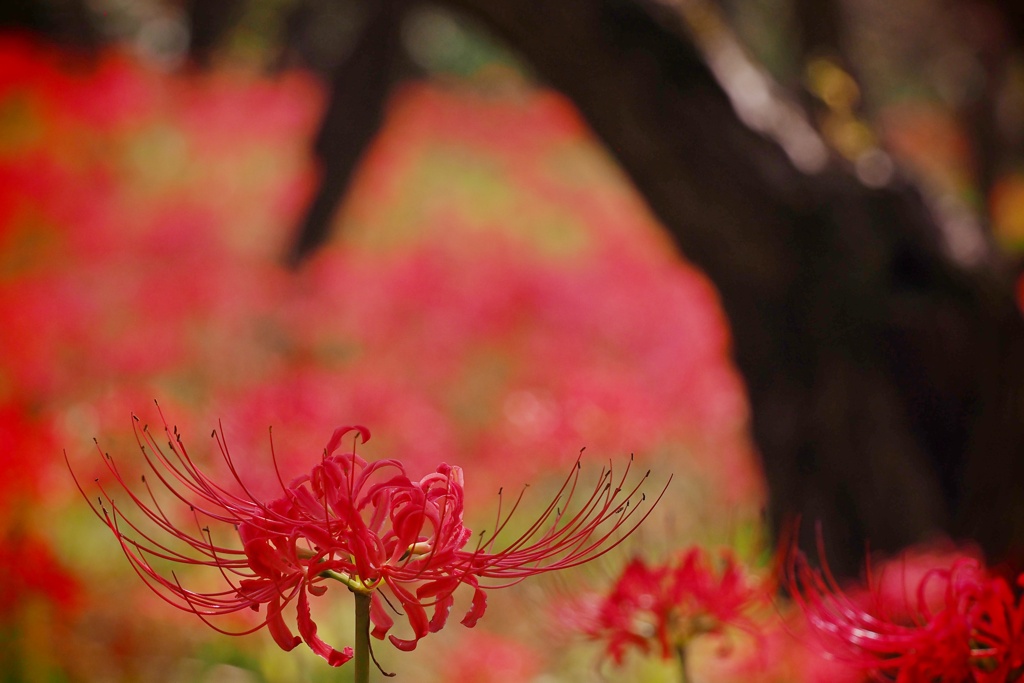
[72, 408, 667, 669]
[583, 546, 767, 666]
[787, 547, 1024, 682]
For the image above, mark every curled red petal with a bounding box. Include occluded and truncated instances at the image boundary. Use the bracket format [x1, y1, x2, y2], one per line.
[241, 536, 292, 578]
[324, 425, 371, 455]
[406, 578, 463, 635]
[461, 585, 487, 628]
[428, 591, 455, 633]
[266, 596, 301, 652]
[370, 592, 395, 641]
[388, 634, 420, 651]
[386, 581, 430, 651]
[296, 585, 353, 667]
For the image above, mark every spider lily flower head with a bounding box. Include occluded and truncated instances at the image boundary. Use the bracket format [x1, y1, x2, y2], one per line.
[786, 542, 1024, 683]
[232, 424, 474, 663]
[71, 407, 668, 668]
[585, 546, 766, 665]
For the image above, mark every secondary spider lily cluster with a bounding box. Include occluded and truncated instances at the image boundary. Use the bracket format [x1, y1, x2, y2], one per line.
[578, 545, 767, 680]
[72, 409, 667, 671]
[787, 546, 1024, 682]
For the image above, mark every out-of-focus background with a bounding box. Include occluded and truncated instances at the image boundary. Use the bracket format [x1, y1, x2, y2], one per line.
[2, 0, 1024, 681]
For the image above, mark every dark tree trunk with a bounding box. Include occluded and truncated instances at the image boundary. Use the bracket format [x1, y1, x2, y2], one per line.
[0, 0, 99, 48]
[285, 0, 407, 264]
[184, 0, 247, 67]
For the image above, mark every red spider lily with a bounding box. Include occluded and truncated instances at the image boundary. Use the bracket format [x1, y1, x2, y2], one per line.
[585, 546, 766, 665]
[71, 407, 667, 668]
[787, 545, 1024, 682]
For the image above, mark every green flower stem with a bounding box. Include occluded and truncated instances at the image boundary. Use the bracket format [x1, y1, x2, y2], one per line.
[354, 591, 371, 683]
[675, 644, 689, 683]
